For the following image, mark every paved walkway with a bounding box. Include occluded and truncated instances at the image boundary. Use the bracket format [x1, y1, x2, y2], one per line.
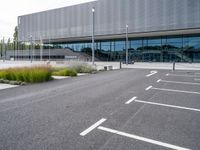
[122, 62, 200, 70]
[90, 62, 200, 71]
[0, 60, 199, 71]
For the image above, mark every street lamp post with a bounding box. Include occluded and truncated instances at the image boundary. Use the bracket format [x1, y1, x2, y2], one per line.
[3, 37, 5, 62]
[49, 39, 51, 61]
[92, 7, 95, 65]
[30, 35, 33, 63]
[40, 37, 43, 61]
[126, 24, 129, 65]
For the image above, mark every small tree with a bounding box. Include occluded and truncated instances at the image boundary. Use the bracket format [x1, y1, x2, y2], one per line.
[13, 26, 18, 41]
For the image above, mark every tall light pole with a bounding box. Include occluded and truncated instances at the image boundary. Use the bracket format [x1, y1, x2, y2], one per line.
[33, 37, 35, 61]
[40, 37, 43, 61]
[30, 35, 33, 63]
[92, 7, 95, 65]
[126, 24, 129, 65]
[49, 39, 51, 61]
[3, 37, 5, 62]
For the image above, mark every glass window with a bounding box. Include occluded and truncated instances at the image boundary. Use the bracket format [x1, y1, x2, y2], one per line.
[130, 39, 143, 62]
[183, 36, 200, 62]
[183, 36, 200, 49]
[167, 37, 182, 49]
[144, 38, 162, 62]
[115, 40, 125, 51]
[101, 41, 110, 51]
[130, 40, 142, 50]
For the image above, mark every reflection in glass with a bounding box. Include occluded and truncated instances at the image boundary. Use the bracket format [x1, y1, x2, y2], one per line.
[49, 34, 200, 62]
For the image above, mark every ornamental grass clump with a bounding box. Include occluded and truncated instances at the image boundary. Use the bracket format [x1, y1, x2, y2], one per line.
[0, 66, 52, 83]
[52, 68, 77, 77]
[70, 64, 96, 73]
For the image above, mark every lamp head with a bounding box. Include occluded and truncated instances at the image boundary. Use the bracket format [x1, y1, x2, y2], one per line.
[92, 7, 95, 12]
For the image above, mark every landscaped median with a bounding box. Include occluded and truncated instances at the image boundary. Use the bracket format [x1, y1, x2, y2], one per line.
[0, 66, 52, 85]
[0, 64, 97, 85]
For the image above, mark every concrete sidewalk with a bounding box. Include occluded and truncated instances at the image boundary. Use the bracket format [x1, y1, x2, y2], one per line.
[0, 60, 47, 69]
[91, 62, 200, 71]
[122, 62, 200, 70]
[0, 60, 199, 71]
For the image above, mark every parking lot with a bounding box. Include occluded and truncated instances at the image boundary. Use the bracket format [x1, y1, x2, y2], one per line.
[79, 70, 200, 150]
[0, 68, 199, 150]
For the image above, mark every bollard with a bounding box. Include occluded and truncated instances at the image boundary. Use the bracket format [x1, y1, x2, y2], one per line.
[120, 61, 122, 69]
[173, 61, 175, 71]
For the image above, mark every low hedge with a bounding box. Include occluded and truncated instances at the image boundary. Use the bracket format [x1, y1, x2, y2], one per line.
[0, 66, 52, 83]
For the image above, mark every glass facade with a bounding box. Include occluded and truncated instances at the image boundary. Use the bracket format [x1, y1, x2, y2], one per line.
[50, 34, 200, 62]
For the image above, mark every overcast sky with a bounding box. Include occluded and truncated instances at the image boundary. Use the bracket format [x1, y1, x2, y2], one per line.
[0, 0, 95, 38]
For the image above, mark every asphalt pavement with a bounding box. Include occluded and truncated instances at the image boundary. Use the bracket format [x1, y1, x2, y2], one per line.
[0, 68, 200, 150]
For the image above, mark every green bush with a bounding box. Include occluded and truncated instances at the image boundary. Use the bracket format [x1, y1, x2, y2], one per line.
[70, 64, 96, 73]
[0, 66, 52, 83]
[52, 68, 77, 77]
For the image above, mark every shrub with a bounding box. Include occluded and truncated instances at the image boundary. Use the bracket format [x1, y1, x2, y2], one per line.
[52, 68, 77, 77]
[70, 64, 96, 73]
[0, 66, 52, 83]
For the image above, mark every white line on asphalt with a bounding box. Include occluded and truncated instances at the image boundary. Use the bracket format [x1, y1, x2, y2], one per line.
[125, 97, 137, 104]
[157, 79, 200, 85]
[157, 79, 161, 83]
[145, 86, 152, 91]
[98, 126, 190, 150]
[151, 87, 200, 95]
[80, 118, 107, 136]
[146, 71, 158, 77]
[135, 100, 200, 112]
[166, 73, 200, 78]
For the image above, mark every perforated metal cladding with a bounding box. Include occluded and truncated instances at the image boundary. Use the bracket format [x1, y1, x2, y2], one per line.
[18, 0, 200, 42]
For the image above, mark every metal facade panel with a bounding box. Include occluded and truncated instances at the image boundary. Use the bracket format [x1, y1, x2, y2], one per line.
[18, 0, 200, 42]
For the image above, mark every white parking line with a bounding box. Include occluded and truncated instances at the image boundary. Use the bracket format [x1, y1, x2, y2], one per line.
[146, 71, 158, 77]
[151, 87, 200, 95]
[80, 118, 106, 136]
[145, 86, 152, 91]
[135, 100, 200, 112]
[157, 79, 161, 83]
[98, 126, 190, 150]
[125, 97, 137, 104]
[157, 79, 200, 85]
[166, 73, 200, 78]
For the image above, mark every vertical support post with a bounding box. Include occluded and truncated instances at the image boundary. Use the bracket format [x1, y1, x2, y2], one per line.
[49, 39, 51, 61]
[16, 34, 18, 61]
[22, 37, 24, 60]
[33, 38, 35, 61]
[29, 39, 30, 61]
[0, 39, 2, 60]
[126, 24, 129, 65]
[14, 39, 16, 61]
[173, 61, 175, 71]
[30, 35, 33, 63]
[40, 37, 43, 61]
[92, 7, 95, 65]
[120, 61, 122, 69]
[3, 37, 5, 62]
